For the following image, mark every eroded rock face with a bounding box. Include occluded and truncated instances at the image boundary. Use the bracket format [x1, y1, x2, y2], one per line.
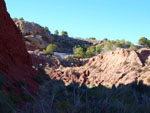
[46, 48, 150, 87]
[13, 20, 96, 52]
[0, 0, 38, 93]
[14, 20, 52, 49]
[14, 20, 51, 38]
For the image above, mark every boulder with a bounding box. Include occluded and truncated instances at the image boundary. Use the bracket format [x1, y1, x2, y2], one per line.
[14, 20, 52, 49]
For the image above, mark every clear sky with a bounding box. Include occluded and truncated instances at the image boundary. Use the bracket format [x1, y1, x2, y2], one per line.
[5, 0, 150, 44]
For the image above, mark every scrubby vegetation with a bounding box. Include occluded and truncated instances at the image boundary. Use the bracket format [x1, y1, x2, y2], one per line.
[96, 45, 102, 54]
[44, 26, 50, 32]
[13, 17, 24, 21]
[86, 46, 96, 57]
[73, 39, 135, 58]
[74, 45, 102, 58]
[102, 39, 138, 52]
[9, 17, 150, 113]
[0, 73, 45, 113]
[74, 45, 85, 58]
[138, 37, 150, 47]
[21, 79, 150, 113]
[61, 30, 68, 37]
[43, 44, 56, 55]
[104, 39, 134, 51]
[88, 37, 96, 40]
[54, 30, 59, 36]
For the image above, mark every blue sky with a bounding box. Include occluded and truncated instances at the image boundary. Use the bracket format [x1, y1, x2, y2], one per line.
[5, 0, 150, 44]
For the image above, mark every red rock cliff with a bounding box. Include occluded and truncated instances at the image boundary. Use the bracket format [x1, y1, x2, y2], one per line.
[0, 0, 38, 93]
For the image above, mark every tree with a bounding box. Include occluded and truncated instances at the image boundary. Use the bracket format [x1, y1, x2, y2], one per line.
[61, 30, 68, 37]
[111, 40, 116, 45]
[86, 46, 96, 57]
[19, 17, 24, 21]
[54, 30, 59, 36]
[104, 41, 114, 51]
[115, 41, 121, 47]
[104, 38, 108, 41]
[44, 26, 50, 33]
[138, 37, 148, 46]
[146, 40, 150, 47]
[43, 44, 56, 55]
[130, 44, 136, 50]
[89, 37, 96, 40]
[125, 41, 131, 47]
[74, 46, 85, 58]
[119, 39, 125, 45]
[13, 18, 18, 21]
[96, 45, 102, 54]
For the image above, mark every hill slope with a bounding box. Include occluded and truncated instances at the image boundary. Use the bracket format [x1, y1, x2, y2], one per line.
[0, 0, 38, 94]
[47, 48, 150, 87]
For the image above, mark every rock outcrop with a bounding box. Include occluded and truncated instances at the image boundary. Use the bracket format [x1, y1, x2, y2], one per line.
[46, 48, 150, 87]
[14, 20, 52, 49]
[14, 20, 104, 53]
[0, 0, 38, 94]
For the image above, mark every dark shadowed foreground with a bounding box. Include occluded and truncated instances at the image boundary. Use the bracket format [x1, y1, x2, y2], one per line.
[20, 79, 150, 113]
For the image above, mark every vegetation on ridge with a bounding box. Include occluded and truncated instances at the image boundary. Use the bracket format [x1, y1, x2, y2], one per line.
[43, 44, 57, 55]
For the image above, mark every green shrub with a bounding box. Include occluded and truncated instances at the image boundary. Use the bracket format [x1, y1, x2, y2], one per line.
[104, 38, 108, 41]
[86, 46, 96, 57]
[96, 45, 102, 54]
[115, 41, 121, 47]
[104, 41, 114, 51]
[146, 40, 150, 47]
[74, 46, 85, 58]
[13, 18, 18, 21]
[54, 30, 59, 36]
[119, 39, 125, 45]
[138, 37, 150, 47]
[44, 26, 50, 32]
[125, 41, 131, 47]
[130, 44, 136, 50]
[19, 17, 24, 21]
[89, 37, 96, 40]
[43, 44, 56, 55]
[111, 40, 116, 45]
[61, 30, 68, 37]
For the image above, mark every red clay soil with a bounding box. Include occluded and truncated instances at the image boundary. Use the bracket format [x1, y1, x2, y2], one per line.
[46, 48, 150, 87]
[30, 53, 60, 68]
[0, 0, 39, 94]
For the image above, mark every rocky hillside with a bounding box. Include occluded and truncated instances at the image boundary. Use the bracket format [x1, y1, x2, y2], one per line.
[3, 0, 150, 112]
[14, 20, 52, 49]
[0, 0, 39, 94]
[14, 19, 104, 53]
[46, 48, 150, 87]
